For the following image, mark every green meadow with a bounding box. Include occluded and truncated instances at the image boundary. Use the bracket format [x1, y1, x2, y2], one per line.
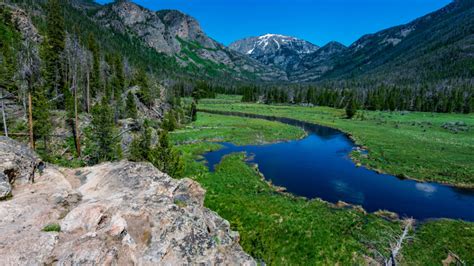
[172, 106, 474, 265]
[198, 95, 474, 187]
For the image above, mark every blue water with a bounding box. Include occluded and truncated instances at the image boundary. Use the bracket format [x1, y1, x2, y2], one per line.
[201, 111, 474, 221]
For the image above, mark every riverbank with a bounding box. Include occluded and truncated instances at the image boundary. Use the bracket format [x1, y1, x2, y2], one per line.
[172, 111, 474, 264]
[198, 95, 474, 187]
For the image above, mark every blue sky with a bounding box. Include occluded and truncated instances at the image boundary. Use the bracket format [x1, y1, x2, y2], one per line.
[95, 0, 452, 46]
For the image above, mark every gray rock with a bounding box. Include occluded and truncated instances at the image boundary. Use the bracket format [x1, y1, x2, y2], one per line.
[442, 121, 470, 132]
[0, 137, 39, 186]
[0, 138, 255, 265]
[0, 173, 11, 200]
[7, 4, 42, 43]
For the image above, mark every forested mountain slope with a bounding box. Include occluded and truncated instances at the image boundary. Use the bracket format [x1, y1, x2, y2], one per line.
[91, 0, 285, 81]
[309, 0, 474, 84]
[8, 0, 284, 83]
[0, 0, 195, 170]
[227, 0, 474, 85]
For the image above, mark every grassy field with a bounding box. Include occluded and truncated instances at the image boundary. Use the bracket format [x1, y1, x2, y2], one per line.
[171, 112, 305, 145]
[198, 95, 474, 187]
[172, 110, 474, 265]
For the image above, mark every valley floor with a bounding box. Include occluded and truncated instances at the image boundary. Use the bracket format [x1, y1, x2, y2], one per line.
[171, 103, 474, 265]
[198, 95, 474, 187]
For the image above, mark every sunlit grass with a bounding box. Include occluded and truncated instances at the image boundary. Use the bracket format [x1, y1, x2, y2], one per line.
[172, 104, 474, 264]
[199, 99, 474, 186]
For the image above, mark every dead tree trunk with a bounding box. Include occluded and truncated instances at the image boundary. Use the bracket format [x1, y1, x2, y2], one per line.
[74, 84, 81, 157]
[28, 91, 35, 150]
[0, 88, 8, 138]
[385, 218, 414, 266]
[86, 70, 90, 113]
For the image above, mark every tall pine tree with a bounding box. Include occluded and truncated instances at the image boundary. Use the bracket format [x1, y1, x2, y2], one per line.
[88, 99, 122, 164]
[43, 0, 66, 109]
[87, 33, 101, 98]
[134, 68, 153, 107]
[149, 130, 184, 178]
[125, 91, 138, 119]
[32, 88, 52, 151]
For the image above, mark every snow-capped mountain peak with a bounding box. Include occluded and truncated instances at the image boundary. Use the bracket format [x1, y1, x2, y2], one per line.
[232, 34, 318, 55]
[229, 34, 319, 71]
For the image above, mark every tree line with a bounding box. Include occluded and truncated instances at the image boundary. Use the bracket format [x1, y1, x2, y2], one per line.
[238, 82, 474, 114]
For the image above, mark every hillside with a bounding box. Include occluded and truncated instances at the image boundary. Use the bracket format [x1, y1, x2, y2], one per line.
[8, 0, 284, 83]
[91, 0, 284, 81]
[291, 41, 347, 81]
[303, 0, 474, 83]
[226, 0, 474, 85]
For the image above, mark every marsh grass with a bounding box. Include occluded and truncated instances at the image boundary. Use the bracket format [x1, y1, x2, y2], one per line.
[199, 97, 474, 186]
[172, 107, 474, 264]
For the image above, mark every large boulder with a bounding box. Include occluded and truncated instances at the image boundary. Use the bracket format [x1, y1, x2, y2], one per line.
[0, 137, 255, 265]
[0, 173, 11, 200]
[0, 137, 39, 199]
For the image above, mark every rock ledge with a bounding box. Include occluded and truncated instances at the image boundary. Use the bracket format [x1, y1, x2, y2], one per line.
[0, 137, 255, 265]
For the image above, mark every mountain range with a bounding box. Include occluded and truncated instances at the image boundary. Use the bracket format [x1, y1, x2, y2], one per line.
[229, 0, 473, 83]
[6, 0, 474, 85]
[90, 0, 286, 81]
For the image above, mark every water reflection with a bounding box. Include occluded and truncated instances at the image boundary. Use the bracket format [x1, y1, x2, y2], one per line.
[416, 183, 437, 196]
[201, 110, 474, 221]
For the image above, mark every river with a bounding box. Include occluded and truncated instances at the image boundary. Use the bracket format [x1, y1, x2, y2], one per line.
[201, 110, 474, 221]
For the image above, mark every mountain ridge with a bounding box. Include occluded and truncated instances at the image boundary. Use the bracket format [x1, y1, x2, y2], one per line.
[298, 0, 474, 83]
[229, 34, 319, 73]
[93, 1, 287, 81]
[227, 0, 473, 84]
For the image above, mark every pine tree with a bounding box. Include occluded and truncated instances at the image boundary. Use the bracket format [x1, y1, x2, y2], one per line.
[149, 130, 184, 178]
[464, 93, 473, 114]
[129, 120, 152, 162]
[125, 91, 138, 119]
[88, 99, 122, 164]
[0, 8, 19, 94]
[345, 94, 357, 119]
[43, 0, 66, 108]
[134, 68, 153, 107]
[190, 101, 197, 122]
[306, 88, 315, 104]
[162, 111, 177, 132]
[113, 54, 125, 96]
[32, 88, 52, 150]
[87, 33, 101, 98]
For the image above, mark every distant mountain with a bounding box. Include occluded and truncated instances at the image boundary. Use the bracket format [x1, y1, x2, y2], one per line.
[311, 0, 474, 83]
[291, 41, 347, 81]
[93, 1, 286, 81]
[228, 0, 474, 84]
[229, 34, 319, 73]
[12, 0, 473, 85]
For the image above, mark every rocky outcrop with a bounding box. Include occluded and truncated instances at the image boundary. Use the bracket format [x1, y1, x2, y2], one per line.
[95, 1, 220, 55]
[0, 137, 39, 199]
[0, 138, 255, 265]
[0, 3, 42, 43]
[0, 173, 11, 200]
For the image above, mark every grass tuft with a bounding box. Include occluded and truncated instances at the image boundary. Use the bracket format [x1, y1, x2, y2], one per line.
[42, 223, 61, 232]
